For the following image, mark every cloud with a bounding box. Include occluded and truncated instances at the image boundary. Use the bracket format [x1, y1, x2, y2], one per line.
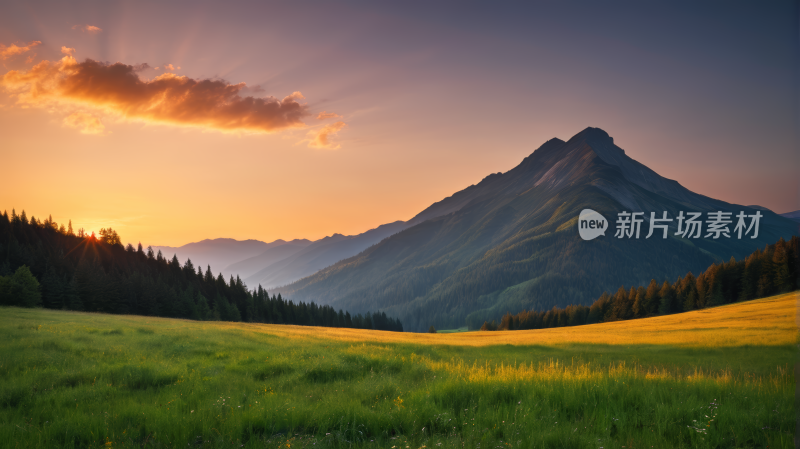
[307, 121, 346, 149]
[63, 111, 105, 134]
[163, 64, 180, 71]
[316, 111, 341, 120]
[61, 46, 75, 56]
[73, 25, 103, 34]
[1, 52, 311, 134]
[0, 41, 41, 60]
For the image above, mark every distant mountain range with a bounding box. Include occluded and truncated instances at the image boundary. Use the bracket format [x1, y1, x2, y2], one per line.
[780, 210, 800, 223]
[270, 127, 798, 331]
[151, 238, 310, 278]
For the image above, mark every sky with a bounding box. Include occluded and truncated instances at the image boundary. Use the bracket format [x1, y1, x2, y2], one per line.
[1, 0, 797, 247]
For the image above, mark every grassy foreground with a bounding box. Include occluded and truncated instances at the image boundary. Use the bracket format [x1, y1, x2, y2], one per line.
[0, 293, 796, 448]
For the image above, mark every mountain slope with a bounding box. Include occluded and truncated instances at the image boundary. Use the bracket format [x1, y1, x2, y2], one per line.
[222, 239, 313, 279]
[274, 127, 799, 331]
[244, 221, 409, 288]
[780, 210, 800, 223]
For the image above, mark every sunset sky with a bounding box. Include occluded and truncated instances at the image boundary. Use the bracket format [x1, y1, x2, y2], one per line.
[1, 1, 797, 247]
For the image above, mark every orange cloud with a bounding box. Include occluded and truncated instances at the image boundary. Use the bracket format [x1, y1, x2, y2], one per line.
[316, 111, 341, 120]
[307, 121, 346, 149]
[73, 25, 103, 34]
[63, 111, 105, 134]
[0, 41, 41, 60]
[1, 53, 310, 134]
[61, 46, 75, 56]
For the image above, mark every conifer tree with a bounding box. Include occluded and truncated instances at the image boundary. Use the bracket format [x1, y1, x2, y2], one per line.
[643, 279, 660, 316]
[632, 286, 646, 317]
[772, 239, 791, 292]
[658, 280, 675, 314]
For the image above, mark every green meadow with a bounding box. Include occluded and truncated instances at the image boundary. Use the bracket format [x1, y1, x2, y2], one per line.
[0, 294, 796, 448]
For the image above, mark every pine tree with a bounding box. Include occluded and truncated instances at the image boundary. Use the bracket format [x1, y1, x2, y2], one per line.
[41, 267, 65, 309]
[680, 273, 698, 311]
[196, 294, 210, 320]
[609, 286, 629, 321]
[772, 239, 791, 293]
[643, 279, 660, 316]
[632, 286, 646, 317]
[658, 280, 675, 315]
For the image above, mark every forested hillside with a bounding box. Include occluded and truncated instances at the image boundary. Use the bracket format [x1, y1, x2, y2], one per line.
[477, 236, 799, 331]
[0, 209, 402, 332]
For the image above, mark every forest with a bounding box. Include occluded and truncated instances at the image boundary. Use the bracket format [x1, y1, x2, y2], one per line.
[0, 209, 403, 332]
[477, 235, 799, 331]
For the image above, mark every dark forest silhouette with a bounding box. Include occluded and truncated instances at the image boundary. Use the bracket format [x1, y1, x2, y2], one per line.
[0, 209, 403, 332]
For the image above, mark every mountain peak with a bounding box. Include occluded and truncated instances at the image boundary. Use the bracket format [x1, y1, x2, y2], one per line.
[574, 126, 614, 144]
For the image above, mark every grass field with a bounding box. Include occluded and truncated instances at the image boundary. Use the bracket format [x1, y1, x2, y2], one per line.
[0, 293, 796, 448]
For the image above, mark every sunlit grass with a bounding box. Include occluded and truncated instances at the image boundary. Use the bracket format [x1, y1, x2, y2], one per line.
[0, 293, 795, 448]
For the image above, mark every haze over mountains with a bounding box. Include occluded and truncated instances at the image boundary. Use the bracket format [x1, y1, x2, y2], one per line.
[154, 127, 797, 332]
[151, 238, 311, 278]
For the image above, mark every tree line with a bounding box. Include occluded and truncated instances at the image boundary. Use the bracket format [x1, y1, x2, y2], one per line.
[478, 235, 799, 331]
[0, 209, 403, 332]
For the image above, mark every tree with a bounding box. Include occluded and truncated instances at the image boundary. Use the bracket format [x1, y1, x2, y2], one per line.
[658, 280, 676, 315]
[0, 275, 12, 305]
[197, 294, 211, 320]
[772, 239, 791, 293]
[610, 286, 632, 321]
[643, 279, 661, 316]
[428, 325, 437, 333]
[41, 267, 66, 309]
[98, 228, 122, 246]
[10, 265, 41, 307]
[631, 286, 646, 318]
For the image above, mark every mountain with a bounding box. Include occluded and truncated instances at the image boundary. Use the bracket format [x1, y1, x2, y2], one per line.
[151, 238, 287, 277]
[780, 210, 800, 223]
[244, 221, 409, 289]
[273, 127, 799, 332]
[223, 239, 313, 279]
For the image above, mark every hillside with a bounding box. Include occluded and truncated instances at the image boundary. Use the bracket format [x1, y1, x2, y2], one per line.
[222, 239, 312, 279]
[275, 127, 799, 331]
[243, 221, 409, 288]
